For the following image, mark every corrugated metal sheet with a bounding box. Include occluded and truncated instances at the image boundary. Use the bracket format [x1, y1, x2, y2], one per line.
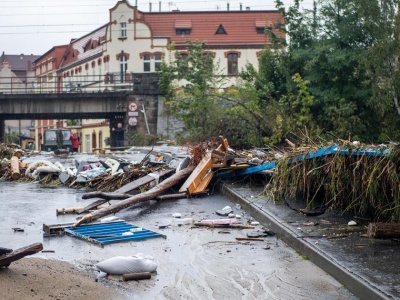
[65, 220, 164, 246]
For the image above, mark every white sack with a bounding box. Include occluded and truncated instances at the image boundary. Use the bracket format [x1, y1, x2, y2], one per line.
[95, 253, 157, 275]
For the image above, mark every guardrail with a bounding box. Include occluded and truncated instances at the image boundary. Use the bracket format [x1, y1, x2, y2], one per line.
[0, 72, 159, 94]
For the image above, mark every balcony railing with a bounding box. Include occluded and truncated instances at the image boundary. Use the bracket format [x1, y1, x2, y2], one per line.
[0, 72, 159, 94]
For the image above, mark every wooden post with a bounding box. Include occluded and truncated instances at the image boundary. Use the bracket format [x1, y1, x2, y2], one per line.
[122, 272, 152, 281]
[367, 222, 400, 239]
[10, 156, 20, 180]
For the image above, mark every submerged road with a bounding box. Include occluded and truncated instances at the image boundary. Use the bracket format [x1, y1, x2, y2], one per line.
[0, 179, 355, 299]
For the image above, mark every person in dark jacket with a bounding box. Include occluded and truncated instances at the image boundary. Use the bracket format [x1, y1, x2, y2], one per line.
[56, 127, 64, 149]
[112, 122, 124, 147]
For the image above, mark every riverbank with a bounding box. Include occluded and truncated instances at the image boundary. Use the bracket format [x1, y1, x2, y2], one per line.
[0, 257, 125, 300]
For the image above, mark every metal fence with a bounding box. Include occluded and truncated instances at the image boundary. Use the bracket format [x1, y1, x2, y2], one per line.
[0, 72, 144, 94]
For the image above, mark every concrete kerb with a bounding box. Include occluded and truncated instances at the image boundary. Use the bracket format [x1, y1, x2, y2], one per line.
[220, 183, 390, 300]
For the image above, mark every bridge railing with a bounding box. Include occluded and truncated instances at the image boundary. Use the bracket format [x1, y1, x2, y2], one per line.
[0, 72, 159, 94]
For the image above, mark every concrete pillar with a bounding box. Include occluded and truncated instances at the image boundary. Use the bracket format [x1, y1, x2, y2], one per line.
[0, 120, 4, 143]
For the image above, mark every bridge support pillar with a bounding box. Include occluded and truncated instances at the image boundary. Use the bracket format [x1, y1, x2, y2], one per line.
[0, 120, 4, 143]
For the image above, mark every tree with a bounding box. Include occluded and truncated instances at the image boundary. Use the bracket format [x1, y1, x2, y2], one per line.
[160, 41, 227, 142]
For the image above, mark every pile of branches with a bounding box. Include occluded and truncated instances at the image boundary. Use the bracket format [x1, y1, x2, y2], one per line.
[270, 142, 400, 222]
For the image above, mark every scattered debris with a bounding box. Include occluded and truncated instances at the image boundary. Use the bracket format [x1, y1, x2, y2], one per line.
[122, 272, 152, 281]
[348, 220, 357, 226]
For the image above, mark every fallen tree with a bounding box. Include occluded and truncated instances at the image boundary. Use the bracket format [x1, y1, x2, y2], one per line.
[73, 166, 195, 227]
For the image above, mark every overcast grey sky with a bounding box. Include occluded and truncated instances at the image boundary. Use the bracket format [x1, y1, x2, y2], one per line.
[0, 0, 313, 56]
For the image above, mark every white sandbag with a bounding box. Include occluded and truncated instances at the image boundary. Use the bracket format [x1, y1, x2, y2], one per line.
[95, 253, 157, 275]
[25, 160, 60, 180]
[54, 161, 65, 173]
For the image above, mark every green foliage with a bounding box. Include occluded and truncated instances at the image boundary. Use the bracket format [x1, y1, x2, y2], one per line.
[160, 0, 400, 147]
[5, 127, 19, 144]
[160, 41, 228, 142]
[129, 134, 160, 146]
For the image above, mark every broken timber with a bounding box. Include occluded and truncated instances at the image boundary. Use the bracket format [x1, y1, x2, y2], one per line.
[73, 166, 195, 227]
[179, 136, 230, 195]
[367, 222, 400, 239]
[0, 243, 43, 267]
[78, 169, 174, 214]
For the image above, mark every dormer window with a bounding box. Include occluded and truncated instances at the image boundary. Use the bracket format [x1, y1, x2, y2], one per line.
[175, 20, 192, 36]
[216, 24, 227, 35]
[176, 29, 191, 35]
[256, 20, 271, 34]
[121, 22, 127, 38]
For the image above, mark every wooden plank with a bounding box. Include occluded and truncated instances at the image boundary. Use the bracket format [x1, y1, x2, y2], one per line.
[192, 171, 214, 194]
[0, 243, 43, 267]
[179, 152, 214, 194]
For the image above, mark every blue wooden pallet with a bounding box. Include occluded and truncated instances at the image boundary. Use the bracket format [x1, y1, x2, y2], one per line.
[64, 220, 164, 246]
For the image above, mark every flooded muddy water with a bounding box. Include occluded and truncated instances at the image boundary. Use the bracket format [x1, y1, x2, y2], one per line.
[0, 181, 355, 299]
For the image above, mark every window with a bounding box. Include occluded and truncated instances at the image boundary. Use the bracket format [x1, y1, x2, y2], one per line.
[256, 27, 265, 34]
[120, 55, 127, 82]
[143, 54, 151, 72]
[176, 29, 191, 35]
[121, 22, 127, 38]
[216, 24, 227, 35]
[227, 53, 238, 76]
[154, 53, 162, 71]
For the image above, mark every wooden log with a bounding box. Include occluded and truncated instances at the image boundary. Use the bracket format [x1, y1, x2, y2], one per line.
[54, 149, 69, 155]
[122, 272, 152, 281]
[10, 156, 20, 180]
[367, 222, 400, 239]
[235, 237, 264, 241]
[72, 166, 195, 227]
[156, 193, 187, 200]
[57, 204, 109, 215]
[0, 243, 43, 268]
[285, 138, 296, 148]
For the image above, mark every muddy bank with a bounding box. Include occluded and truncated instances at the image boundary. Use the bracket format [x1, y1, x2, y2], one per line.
[0, 257, 125, 300]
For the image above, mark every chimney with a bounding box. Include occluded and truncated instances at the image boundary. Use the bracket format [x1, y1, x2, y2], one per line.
[149, 2, 152, 12]
[159, 1, 161, 12]
[227, 2, 229, 11]
[240, 3, 242, 11]
[246, 7, 250, 11]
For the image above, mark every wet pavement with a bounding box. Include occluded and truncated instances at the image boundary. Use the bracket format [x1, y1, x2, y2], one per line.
[0, 181, 355, 300]
[222, 180, 400, 300]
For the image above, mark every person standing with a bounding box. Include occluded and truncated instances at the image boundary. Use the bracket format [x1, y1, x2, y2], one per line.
[56, 127, 64, 150]
[112, 122, 124, 147]
[69, 131, 80, 153]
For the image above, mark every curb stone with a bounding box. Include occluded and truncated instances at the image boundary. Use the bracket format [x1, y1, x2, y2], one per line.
[221, 183, 391, 300]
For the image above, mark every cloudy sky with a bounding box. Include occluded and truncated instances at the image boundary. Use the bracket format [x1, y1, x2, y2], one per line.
[0, 0, 313, 56]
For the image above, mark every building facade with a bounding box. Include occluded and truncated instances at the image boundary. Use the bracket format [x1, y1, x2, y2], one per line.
[30, 0, 283, 149]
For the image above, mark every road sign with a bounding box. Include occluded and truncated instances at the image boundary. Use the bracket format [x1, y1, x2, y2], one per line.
[128, 116, 138, 126]
[128, 101, 138, 112]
